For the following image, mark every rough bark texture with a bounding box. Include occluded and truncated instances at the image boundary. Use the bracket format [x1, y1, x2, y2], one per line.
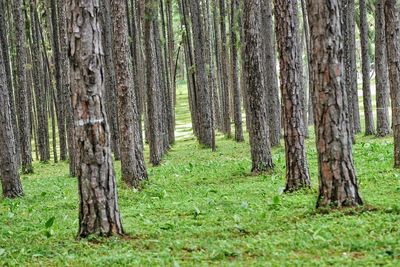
[275, 0, 311, 192]
[111, 0, 148, 186]
[188, 0, 214, 148]
[359, 0, 375, 135]
[261, 0, 281, 147]
[375, 0, 391, 137]
[67, 0, 124, 237]
[243, 0, 274, 174]
[13, 0, 33, 174]
[385, 0, 400, 168]
[308, 0, 363, 208]
[0, 40, 23, 198]
[230, 0, 244, 142]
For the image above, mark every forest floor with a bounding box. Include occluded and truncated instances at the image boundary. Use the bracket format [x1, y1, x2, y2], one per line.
[1, 83, 400, 266]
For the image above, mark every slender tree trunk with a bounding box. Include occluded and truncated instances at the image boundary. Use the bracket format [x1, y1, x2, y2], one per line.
[13, 0, 33, 174]
[385, 0, 400, 168]
[30, 0, 49, 162]
[275, 0, 311, 192]
[243, 0, 274, 174]
[359, 0, 375, 135]
[219, 0, 232, 138]
[100, 0, 121, 161]
[111, 0, 148, 185]
[50, 0, 67, 161]
[230, 0, 244, 142]
[67, 0, 124, 238]
[308, 0, 363, 208]
[375, 0, 391, 137]
[0, 40, 23, 198]
[261, 0, 281, 147]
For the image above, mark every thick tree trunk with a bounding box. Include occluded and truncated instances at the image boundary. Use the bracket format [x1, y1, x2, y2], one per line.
[359, 0, 375, 135]
[188, 0, 214, 148]
[261, 0, 281, 147]
[111, 0, 148, 186]
[67, 0, 124, 238]
[13, 0, 33, 174]
[243, 0, 274, 174]
[385, 0, 400, 168]
[230, 0, 244, 142]
[0, 41, 23, 198]
[275, 0, 311, 192]
[375, 0, 391, 137]
[308, 0, 363, 208]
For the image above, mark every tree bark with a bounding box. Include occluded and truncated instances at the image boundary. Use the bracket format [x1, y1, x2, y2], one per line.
[359, 0, 375, 135]
[308, 0, 363, 208]
[219, 0, 232, 138]
[67, 0, 124, 237]
[243, 0, 274, 174]
[188, 0, 214, 148]
[261, 0, 281, 147]
[0, 40, 23, 198]
[50, 0, 67, 161]
[13, 0, 33, 174]
[275, 0, 311, 192]
[30, 0, 49, 162]
[230, 0, 244, 142]
[385, 0, 400, 168]
[375, 0, 391, 137]
[111, 0, 148, 185]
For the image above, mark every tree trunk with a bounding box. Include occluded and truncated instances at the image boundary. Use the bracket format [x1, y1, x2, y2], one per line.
[375, 0, 391, 137]
[0, 40, 23, 198]
[275, 0, 311, 192]
[261, 0, 281, 147]
[243, 0, 274, 174]
[219, 0, 232, 138]
[67, 0, 124, 238]
[359, 0, 375, 135]
[29, 0, 49, 162]
[385, 0, 400, 168]
[111, 0, 148, 186]
[188, 0, 214, 148]
[308, 0, 363, 208]
[50, 0, 67, 161]
[13, 0, 33, 174]
[230, 0, 244, 142]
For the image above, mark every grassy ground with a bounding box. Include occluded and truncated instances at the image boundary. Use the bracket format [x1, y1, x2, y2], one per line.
[1, 83, 399, 266]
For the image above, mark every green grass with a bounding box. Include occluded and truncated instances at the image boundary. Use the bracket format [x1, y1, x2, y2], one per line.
[1, 83, 400, 266]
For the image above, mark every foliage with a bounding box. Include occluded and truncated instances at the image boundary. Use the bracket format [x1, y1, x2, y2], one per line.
[0, 85, 399, 266]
